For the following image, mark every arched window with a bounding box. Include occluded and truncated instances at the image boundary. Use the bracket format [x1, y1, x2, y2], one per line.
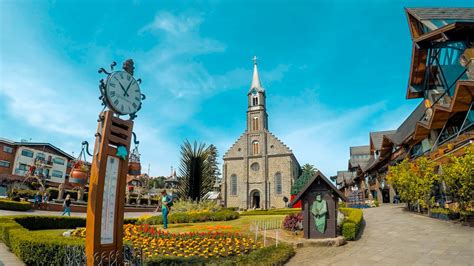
[252, 117, 259, 131]
[252, 141, 259, 155]
[230, 174, 237, 196]
[275, 172, 282, 194]
[252, 95, 258, 106]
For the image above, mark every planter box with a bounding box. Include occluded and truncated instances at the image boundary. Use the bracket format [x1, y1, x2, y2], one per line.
[438, 214, 449, 220]
[430, 213, 439, 219]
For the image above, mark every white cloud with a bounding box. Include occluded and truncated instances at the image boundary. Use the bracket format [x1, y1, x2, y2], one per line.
[140, 11, 203, 36]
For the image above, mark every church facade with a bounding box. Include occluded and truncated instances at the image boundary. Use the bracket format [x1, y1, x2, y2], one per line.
[222, 58, 301, 210]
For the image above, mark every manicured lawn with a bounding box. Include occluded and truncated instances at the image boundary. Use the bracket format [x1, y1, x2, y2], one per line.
[161, 214, 286, 233]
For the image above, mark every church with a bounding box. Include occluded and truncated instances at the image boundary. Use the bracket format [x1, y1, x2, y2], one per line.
[222, 57, 301, 210]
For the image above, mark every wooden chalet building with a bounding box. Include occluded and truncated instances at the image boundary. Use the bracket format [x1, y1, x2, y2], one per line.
[337, 8, 474, 205]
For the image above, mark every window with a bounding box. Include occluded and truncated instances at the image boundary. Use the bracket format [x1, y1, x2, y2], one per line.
[3, 146, 13, 153]
[251, 162, 260, 171]
[21, 149, 34, 158]
[52, 170, 63, 178]
[0, 160, 10, 168]
[53, 157, 65, 165]
[252, 141, 260, 155]
[252, 96, 258, 106]
[230, 174, 237, 196]
[275, 172, 282, 194]
[19, 163, 27, 171]
[36, 153, 45, 160]
[252, 117, 259, 131]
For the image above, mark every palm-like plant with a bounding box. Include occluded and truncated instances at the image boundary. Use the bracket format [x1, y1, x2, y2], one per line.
[177, 140, 218, 201]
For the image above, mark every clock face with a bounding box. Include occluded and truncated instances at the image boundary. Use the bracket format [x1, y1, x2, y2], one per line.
[251, 88, 258, 95]
[105, 71, 141, 115]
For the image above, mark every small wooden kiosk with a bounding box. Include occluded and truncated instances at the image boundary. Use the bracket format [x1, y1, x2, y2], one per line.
[289, 171, 347, 239]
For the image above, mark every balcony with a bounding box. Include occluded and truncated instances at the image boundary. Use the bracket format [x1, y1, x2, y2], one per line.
[34, 158, 53, 168]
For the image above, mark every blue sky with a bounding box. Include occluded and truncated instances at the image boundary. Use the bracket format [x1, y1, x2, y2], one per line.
[1, 0, 473, 177]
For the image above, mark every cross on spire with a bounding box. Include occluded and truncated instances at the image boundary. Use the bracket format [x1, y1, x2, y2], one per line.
[252, 56, 258, 65]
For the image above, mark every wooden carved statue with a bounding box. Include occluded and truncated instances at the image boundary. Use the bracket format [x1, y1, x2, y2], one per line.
[311, 193, 327, 233]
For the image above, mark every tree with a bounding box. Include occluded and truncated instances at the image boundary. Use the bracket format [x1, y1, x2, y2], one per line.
[177, 140, 218, 201]
[301, 163, 317, 176]
[290, 163, 318, 195]
[441, 146, 474, 212]
[387, 157, 439, 211]
[149, 176, 166, 189]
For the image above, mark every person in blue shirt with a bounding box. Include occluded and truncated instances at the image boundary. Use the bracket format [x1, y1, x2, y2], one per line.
[34, 192, 42, 208]
[160, 190, 172, 229]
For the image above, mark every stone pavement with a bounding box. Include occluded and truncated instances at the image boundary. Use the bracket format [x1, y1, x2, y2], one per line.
[287, 204, 474, 265]
[0, 242, 24, 266]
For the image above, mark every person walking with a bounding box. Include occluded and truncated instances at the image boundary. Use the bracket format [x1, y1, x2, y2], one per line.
[160, 189, 172, 229]
[33, 192, 42, 209]
[62, 194, 72, 216]
[42, 192, 49, 210]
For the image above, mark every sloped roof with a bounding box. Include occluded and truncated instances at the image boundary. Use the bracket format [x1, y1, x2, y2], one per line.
[350, 145, 370, 155]
[370, 130, 396, 151]
[249, 56, 264, 93]
[289, 171, 347, 207]
[388, 101, 426, 145]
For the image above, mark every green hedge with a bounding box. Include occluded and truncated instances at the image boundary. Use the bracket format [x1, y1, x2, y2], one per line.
[240, 208, 302, 216]
[143, 210, 239, 225]
[340, 208, 363, 240]
[0, 215, 138, 265]
[0, 199, 32, 211]
[0, 216, 83, 265]
[145, 243, 295, 265]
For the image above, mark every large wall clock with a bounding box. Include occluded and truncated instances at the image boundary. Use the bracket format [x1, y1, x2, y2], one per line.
[104, 71, 141, 115]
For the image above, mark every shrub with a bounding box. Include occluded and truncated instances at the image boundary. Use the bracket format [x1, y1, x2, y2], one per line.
[0, 199, 32, 211]
[282, 212, 303, 231]
[171, 199, 222, 213]
[0, 216, 83, 265]
[340, 208, 363, 240]
[142, 209, 239, 225]
[430, 208, 449, 215]
[14, 216, 86, 230]
[342, 223, 356, 240]
[7, 189, 38, 199]
[374, 200, 379, 207]
[240, 208, 302, 216]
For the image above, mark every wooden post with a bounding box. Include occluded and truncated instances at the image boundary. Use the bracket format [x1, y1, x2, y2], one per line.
[85, 111, 133, 265]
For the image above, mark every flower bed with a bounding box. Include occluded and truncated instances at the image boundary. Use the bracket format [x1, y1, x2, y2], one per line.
[0, 199, 32, 211]
[72, 224, 262, 259]
[282, 212, 303, 231]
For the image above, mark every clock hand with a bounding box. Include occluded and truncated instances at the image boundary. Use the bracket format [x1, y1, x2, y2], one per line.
[114, 77, 127, 95]
[123, 80, 133, 97]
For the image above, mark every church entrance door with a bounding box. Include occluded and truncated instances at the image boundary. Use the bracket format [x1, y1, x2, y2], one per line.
[250, 190, 260, 209]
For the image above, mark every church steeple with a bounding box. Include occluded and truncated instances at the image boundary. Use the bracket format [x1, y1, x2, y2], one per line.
[247, 56, 268, 132]
[250, 56, 264, 92]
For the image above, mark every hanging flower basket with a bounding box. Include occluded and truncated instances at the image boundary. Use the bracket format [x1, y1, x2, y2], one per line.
[128, 161, 141, 175]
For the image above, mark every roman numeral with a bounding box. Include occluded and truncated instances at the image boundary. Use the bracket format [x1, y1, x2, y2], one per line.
[120, 73, 124, 79]
[128, 106, 131, 112]
[110, 91, 116, 97]
[121, 105, 124, 112]
[114, 99, 119, 105]
[132, 103, 137, 109]
[135, 96, 140, 101]
[109, 83, 116, 88]
[127, 75, 131, 81]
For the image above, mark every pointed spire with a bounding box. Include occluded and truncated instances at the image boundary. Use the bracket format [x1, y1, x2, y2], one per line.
[250, 56, 264, 92]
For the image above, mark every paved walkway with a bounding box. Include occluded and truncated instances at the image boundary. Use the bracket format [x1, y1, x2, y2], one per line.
[287, 204, 474, 265]
[0, 242, 24, 266]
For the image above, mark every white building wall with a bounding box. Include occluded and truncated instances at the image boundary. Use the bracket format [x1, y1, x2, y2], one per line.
[12, 146, 69, 184]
